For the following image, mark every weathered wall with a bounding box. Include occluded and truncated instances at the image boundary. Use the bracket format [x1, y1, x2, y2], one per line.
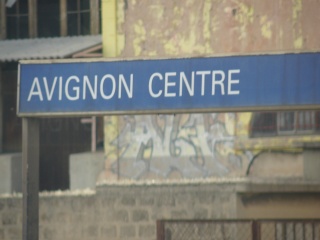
[99, 113, 252, 181]
[99, 0, 320, 183]
[237, 193, 320, 219]
[246, 151, 304, 178]
[121, 0, 318, 58]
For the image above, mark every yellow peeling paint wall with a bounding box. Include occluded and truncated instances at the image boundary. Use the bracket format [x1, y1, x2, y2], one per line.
[100, 0, 320, 181]
[121, 0, 320, 57]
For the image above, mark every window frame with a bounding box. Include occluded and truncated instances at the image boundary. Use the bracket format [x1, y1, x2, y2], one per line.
[1, 0, 37, 39]
[60, 0, 100, 36]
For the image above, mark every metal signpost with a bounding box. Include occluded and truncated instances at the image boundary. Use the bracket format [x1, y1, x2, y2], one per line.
[17, 52, 320, 239]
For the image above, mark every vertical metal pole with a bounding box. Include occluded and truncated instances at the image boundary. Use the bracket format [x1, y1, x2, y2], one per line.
[252, 221, 261, 240]
[22, 118, 39, 240]
[156, 220, 165, 240]
[92, 116, 96, 152]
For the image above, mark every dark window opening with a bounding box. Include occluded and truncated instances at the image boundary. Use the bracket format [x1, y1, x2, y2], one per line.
[6, 0, 29, 39]
[38, 0, 60, 37]
[2, 64, 22, 153]
[250, 112, 277, 137]
[39, 118, 92, 191]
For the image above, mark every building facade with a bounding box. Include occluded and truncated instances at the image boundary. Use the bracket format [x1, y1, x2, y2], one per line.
[97, 0, 320, 183]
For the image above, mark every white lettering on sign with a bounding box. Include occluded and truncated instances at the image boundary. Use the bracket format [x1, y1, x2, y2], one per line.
[149, 73, 162, 98]
[27, 74, 134, 101]
[212, 70, 225, 95]
[26, 69, 239, 102]
[83, 75, 98, 100]
[65, 76, 80, 100]
[165, 72, 177, 97]
[100, 74, 116, 100]
[44, 77, 58, 100]
[179, 72, 194, 97]
[119, 74, 133, 98]
[228, 69, 240, 95]
[148, 69, 240, 98]
[27, 77, 43, 101]
[196, 71, 210, 96]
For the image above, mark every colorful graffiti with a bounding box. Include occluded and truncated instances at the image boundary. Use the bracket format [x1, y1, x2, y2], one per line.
[98, 113, 252, 181]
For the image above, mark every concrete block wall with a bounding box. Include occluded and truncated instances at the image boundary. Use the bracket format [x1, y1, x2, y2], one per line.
[0, 181, 238, 240]
[94, 181, 237, 240]
[2, 179, 320, 240]
[69, 151, 105, 190]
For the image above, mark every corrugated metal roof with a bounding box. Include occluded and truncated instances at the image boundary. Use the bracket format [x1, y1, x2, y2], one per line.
[0, 35, 102, 62]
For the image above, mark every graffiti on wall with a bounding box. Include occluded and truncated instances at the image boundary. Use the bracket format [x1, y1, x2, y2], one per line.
[98, 113, 252, 181]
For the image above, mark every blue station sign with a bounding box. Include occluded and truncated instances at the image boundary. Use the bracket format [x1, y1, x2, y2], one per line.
[17, 52, 320, 116]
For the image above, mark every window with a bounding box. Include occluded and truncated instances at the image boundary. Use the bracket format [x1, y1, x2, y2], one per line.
[278, 112, 295, 133]
[6, 0, 29, 39]
[250, 112, 277, 137]
[67, 0, 90, 36]
[1, 0, 100, 39]
[60, 0, 100, 36]
[250, 111, 320, 137]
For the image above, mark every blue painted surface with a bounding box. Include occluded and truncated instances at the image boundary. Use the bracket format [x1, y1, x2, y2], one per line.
[17, 52, 320, 116]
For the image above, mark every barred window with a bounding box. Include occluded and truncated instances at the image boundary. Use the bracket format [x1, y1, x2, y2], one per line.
[251, 111, 320, 137]
[278, 112, 295, 133]
[297, 111, 315, 132]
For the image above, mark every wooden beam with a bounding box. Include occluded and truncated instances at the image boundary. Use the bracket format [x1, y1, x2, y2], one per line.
[72, 44, 103, 58]
[28, 0, 37, 38]
[22, 118, 39, 240]
[0, 0, 6, 39]
[60, 0, 67, 36]
[90, 0, 100, 35]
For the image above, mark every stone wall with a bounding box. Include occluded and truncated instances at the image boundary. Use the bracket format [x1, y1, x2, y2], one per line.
[1, 179, 320, 240]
